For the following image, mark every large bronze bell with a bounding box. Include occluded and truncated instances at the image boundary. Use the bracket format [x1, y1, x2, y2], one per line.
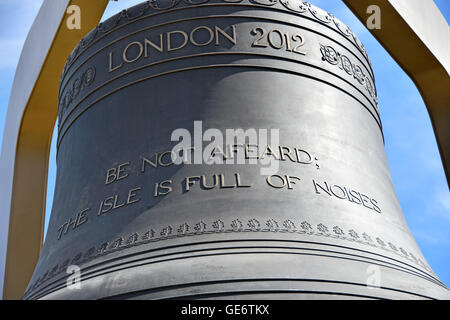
[24, 0, 450, 299]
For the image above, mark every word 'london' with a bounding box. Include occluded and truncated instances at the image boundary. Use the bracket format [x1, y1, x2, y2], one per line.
[109, 25, 237, 72]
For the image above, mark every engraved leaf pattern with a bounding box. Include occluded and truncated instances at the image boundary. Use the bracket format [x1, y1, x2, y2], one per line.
[160, 226, 173, 237]
[212, 219, 225, 231]
[231, 219, 243, 231]
[300, 221, 312, 232]
[348, 229, 359, 239]
[194, 221, 207, 232]
[362, 233, 373, 242]
[247, 218, 261, 230]
[142, 229, 155, 240]
[177, 223, 190, 235]
[283, 219, 296, 231]
[26, 216, 432, 298]
[317, 223, 329, 234]
[376, 237, 386, 247]
[333, 226, 344, 236]
[266, 219, 280, 231]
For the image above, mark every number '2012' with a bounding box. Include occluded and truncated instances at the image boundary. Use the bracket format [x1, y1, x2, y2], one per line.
[251, 27, 306, 55]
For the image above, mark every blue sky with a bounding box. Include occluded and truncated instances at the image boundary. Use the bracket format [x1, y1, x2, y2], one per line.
[1, 0, 449, 287]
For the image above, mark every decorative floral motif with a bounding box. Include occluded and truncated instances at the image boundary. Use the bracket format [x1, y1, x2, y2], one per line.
[376, 237, 386, 247]
[110, 237, 124, 249]
[279, 0, 308, 13]
[332, 17, 353, 38]
[348, 229, 359, 240]
[127, 233, 139, 244]
[417, 258, 425, 268]
[282, 219, 296, 231]
[352, 64, 365, 85]
[409, 252, 418, 263]
[98, 242, 109, 254]
[248, 218, 261, 230]
[362, 233, 373, 242]
[25, 217, 435, 298]
[333, 226, 344, 236]
[212, 219, 225, 232]
[150, 0, 181, 10]
[388, 242, 398, 251]
[142, 229, 155, 240]
[399, 247, 408, 257]
[160, 226, 173, 237]
[317, 223, 329, 234]
[308, 5, 332, 24]
[320, 44, 378, 106]
[320, 44, 340, 65]
[194, 221, 207, 233]
[266, 218, 279, 231]
[177, 223, 190, 235]
[300, 221, 312, 232]
[231, 219, 244, 231]
[340, 55, 353, 75]
[251, 0, 278, 6]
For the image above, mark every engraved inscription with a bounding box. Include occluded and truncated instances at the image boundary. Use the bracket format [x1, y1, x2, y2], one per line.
[313, 179, 381, 213]
[251, 26, 306, 55]
[61, 0, 373, 84]
[266, 174, 301, 189]
[140, 144, 320, 169]
[57, 208, 89, 240]
[108, 25, 237, 72]
[97, 187, 142, 215]
[184, 173, 252, 191]
[154, 180, 173, 197]
[105, 162, 130, 185]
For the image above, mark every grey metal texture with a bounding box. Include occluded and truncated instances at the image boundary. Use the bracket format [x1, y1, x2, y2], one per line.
[24, 0, 450, 299]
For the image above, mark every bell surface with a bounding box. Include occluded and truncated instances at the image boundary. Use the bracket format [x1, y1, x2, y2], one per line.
[24, 0, 450, 300]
